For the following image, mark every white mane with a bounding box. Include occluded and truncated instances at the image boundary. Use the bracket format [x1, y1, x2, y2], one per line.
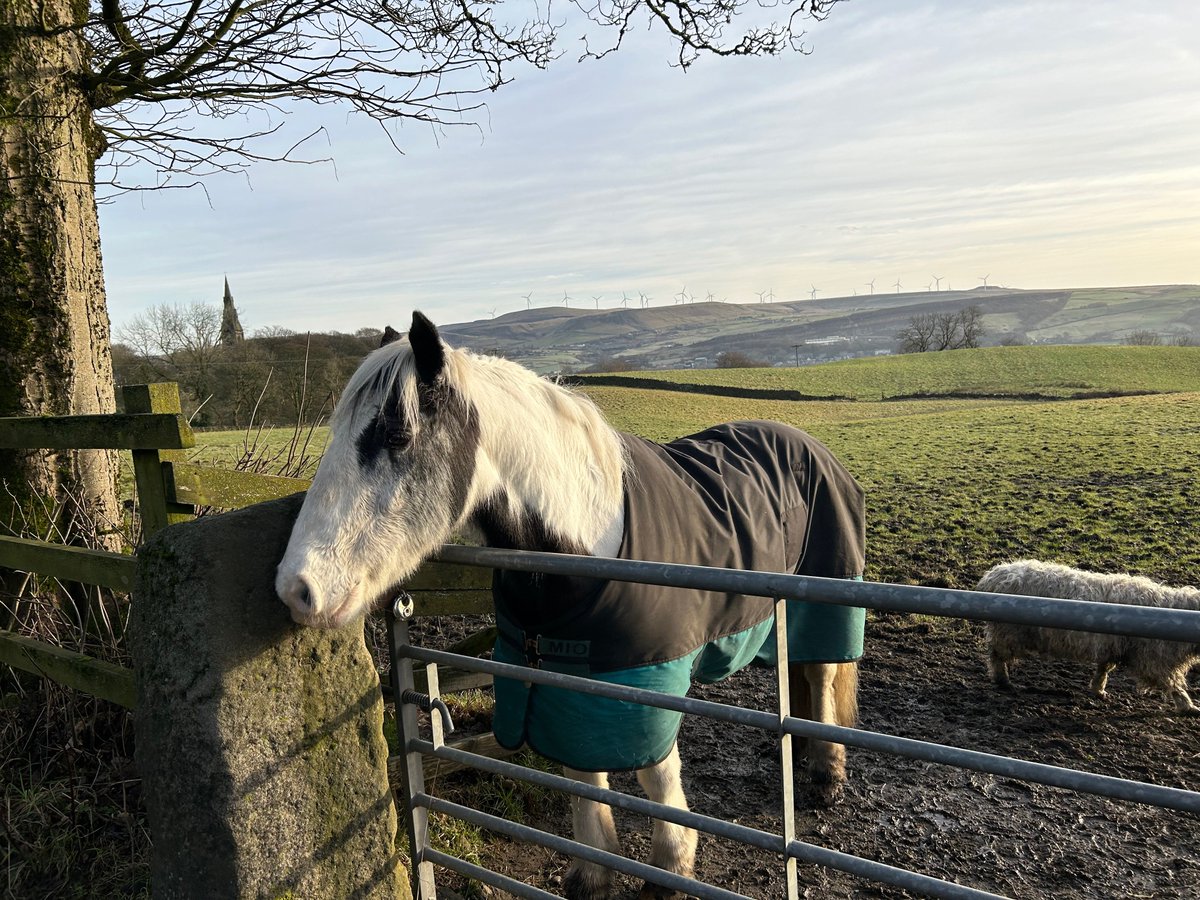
[341, 338, 628, 554]
[453, 348, 628, 554]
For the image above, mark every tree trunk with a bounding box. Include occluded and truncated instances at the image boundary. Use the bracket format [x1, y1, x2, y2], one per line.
[0, 0, 122, 552]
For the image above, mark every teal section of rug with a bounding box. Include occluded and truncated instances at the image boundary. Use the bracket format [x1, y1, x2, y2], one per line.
[493, 643, 693, 771]
[692, 618, 775, 683]
[492, 620, 770, 772]
[754, 576, 867, 665]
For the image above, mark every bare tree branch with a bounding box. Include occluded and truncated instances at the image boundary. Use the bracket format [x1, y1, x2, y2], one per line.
[38, 0, 847, 192]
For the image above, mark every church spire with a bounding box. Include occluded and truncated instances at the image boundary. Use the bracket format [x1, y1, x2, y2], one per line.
[220, 277, 245, 347]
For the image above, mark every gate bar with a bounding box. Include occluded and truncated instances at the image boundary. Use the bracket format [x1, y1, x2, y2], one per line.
[400, 645, 1200, 815]
[422, 848, 561, 900]
[418, 794, 751, 900]
[409, 739, 1009, 900]
[432, 545, 1200, 642]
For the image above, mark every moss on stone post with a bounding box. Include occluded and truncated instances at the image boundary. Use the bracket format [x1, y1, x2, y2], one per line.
[131, 493, 411, 899]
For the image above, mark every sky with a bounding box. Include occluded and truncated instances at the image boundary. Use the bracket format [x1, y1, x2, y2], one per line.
[98, 1, 1200, 336]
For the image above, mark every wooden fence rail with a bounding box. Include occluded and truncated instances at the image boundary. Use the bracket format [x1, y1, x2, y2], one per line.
[0, 412, 194, 450]
[0, 630, 136, 708]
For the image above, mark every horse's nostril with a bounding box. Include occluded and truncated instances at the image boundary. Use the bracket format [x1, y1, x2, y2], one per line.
[281, 574, 316, 613]
[296, 578, 313, 610]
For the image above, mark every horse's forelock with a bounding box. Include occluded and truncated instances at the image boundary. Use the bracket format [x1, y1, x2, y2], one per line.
[336, 340, 484, 468]
[337, 343, 419, 433]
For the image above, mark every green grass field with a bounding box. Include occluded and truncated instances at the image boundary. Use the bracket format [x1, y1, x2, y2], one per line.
[194, 346, 1200, 589]
[584, 345, 1200, 401]
[587, 388, 1200, 588]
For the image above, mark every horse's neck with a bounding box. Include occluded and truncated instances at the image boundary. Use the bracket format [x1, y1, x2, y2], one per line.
[467, 362, 625, 556]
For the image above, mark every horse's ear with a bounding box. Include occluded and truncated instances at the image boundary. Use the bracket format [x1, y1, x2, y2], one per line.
[379, 326, 402, 347]
[409, 311, 445, 385]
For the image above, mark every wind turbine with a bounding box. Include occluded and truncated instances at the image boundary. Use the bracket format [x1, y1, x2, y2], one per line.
[621, 292, 630, 308]
[489, 308, 497, 319]
[522, 292, 533, 309]
[866, 278, 875, 295]
[766, 288, 775, 303]
[562, 291, 571, 308]
[675, 285, 690, 305]
[894, 278, 902, 293]
[639, 292, 650, 308]
[933, 275, 943, 292]
[704, 291, 715, 303]
[809, 286, 818, 301]
[926, 281, 933, 292]
[979, 273, 990, 289]
[755, 290, 766, 304]
[592, 295, 602, 309]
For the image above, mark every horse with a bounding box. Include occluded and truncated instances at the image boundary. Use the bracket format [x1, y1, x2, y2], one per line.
[276, 311, 866, 900]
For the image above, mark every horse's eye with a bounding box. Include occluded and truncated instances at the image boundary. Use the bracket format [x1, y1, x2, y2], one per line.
[386, 427, 413, 452]
[366, 414, 411, 458]
[375, 404, 412, 455]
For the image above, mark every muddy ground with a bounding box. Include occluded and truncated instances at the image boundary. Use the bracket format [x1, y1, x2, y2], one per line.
[413, 613, 1199, 899]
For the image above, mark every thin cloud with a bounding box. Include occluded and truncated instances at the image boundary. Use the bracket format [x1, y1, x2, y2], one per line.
[100, 0, 1200, 331]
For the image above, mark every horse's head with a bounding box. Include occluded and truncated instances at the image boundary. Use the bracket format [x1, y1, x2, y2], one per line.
[276, 312, 481, 627]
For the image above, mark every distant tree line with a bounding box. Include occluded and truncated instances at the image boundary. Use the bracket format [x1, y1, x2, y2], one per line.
[114, 303, 380, 427]
[580, 356, 640, 374]
[1126, 330, 1194, 347]
[715, 351, 772, 369]
[896, 306, 985, 354]
[581, 349, 771, 373]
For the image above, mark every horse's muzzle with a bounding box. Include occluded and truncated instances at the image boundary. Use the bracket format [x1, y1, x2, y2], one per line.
[277, 572, 363, 629]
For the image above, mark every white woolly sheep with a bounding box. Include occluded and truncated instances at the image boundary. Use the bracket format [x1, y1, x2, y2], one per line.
[978, 560, 1200, 715]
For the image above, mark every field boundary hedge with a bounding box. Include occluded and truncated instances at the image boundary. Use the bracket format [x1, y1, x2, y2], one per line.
[884, 388, 1163, 402]
[573, 374, 1169, 405]
[569, 374, 852, 401]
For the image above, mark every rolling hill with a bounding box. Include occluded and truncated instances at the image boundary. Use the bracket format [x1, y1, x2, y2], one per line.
[439, 285, 1200, 373]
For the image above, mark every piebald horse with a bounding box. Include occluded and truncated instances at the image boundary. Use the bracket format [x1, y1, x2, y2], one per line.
[277, 312, 864, 900]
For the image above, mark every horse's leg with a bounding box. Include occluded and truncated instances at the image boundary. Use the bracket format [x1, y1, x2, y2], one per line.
[562, 767, 618, 900]
[634, 743, 697, 900]
[793, 661, 855, 806]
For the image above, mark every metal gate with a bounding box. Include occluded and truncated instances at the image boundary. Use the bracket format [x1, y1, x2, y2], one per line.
[389, 545, 1200, 900]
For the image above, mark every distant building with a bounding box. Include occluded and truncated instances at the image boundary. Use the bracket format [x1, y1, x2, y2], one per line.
[220, 277, 245, 347]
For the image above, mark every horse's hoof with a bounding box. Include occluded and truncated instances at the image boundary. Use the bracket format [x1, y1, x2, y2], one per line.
[637, 882, 689, 900]
[563, 867, 612, 900]
[813, 782, 844, 807]
[805, 773, 845, 808]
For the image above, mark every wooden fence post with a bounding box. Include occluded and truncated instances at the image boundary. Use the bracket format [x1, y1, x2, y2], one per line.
[121, 383, 195, 535]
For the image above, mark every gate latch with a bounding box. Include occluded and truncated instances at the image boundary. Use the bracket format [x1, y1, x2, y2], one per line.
[400, 689, 456, 738]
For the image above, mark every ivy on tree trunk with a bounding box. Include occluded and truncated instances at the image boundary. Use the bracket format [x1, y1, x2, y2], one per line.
[0, 0, 122, 551]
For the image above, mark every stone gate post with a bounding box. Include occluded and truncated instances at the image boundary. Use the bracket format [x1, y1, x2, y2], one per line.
[131, 493, 411, 899]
